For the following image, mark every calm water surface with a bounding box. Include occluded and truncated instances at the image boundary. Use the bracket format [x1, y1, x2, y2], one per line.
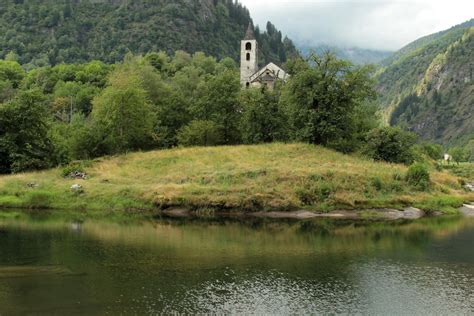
[0, 212, 473, 315]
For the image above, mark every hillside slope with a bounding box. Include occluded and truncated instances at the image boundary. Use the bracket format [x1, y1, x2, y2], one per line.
[0, 144, 471, 213]
[376, 19, 474, 145]
[0, 0, 297, 67]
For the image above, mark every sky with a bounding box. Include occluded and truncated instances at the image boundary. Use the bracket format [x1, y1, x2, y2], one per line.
[239, 0, 474, 51]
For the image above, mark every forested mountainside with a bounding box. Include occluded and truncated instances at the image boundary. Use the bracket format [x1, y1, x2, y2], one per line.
[376, 19, 474, 146]
[0, 0, 297, 67]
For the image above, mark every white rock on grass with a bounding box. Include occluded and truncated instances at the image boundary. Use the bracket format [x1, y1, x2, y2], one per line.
[465, 183, 474, 192]
[71, 184, 83, 191]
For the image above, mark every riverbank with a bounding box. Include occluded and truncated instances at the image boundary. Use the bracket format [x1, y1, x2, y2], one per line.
[0, 143, 472, 216]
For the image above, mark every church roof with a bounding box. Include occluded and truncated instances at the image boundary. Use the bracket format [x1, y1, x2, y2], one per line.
[250, 62, 289, 83]
[244, 23, 256, 40]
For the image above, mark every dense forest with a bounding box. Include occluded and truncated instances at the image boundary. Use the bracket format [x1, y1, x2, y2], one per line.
[0, 0, 298, 67]
[376, 19, 474, 146]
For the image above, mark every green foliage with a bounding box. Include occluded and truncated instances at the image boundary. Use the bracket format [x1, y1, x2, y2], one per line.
[280, 52, 377, 151]
[448, 146, 470, 163]
[421, 143, 444, 160]
[60, 161, 90, 178]
[177, 120, 223, 147]
[0, 50, 384, 174]
[193, 69, 241, 144]
[240, 87, 286, 144]
[406, 163, 431, 190]
[0, 0, 297, 67]
[295, 181, 334, 206]
[0, 89, 54, 173]
[364, 127, 417, 164]
[415, 195, 465, 214]
[91, 63, 156, 154]
[0, 60, 25, 88]
[467, 139, 474, 162]
[23, 191, 53, 209]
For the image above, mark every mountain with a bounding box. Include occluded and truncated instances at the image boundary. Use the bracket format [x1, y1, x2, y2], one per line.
[376, 19, 474, 146]
[299, 45, 393, 65]
[0, 0, 297, 67]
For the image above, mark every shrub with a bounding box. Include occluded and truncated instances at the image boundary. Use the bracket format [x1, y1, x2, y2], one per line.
[371, 177, 383, 191]
[295, 181, 333, 205]
[23, 191, 53, 209]
[177, 120, 223, 147]
[448, 146, 469, 164]
[406, 163, 430, 190]
[61, 161, 90, 177]
[363, 127, 417, 164]
[422, 143, 444, 160]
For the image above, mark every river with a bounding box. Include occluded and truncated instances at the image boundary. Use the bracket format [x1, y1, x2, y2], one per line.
[0, 211, 473, 315]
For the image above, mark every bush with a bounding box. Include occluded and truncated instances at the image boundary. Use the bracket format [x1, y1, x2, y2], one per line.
[371, 177, 383, 191]
[448, 146, 469, 164]
[295, 181, 333, 205]
[363, 127, 417, 164]
[177, 120, 223, 147]
[422, 143, 444, 160]
[61, 161, 91, 177]
[406, 163, 430, 190]
[23, 191, 53, 209]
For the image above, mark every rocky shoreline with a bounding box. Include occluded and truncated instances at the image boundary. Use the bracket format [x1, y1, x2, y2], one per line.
[161, 204, 474, 221]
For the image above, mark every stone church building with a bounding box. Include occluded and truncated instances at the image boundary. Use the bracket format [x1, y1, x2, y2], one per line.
[240, 24, 288, 89]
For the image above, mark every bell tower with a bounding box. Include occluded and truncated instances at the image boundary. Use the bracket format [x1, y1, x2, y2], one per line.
[240, 23, 258, 87]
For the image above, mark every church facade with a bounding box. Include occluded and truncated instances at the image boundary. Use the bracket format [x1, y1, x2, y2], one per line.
[240, 24, 288, 89]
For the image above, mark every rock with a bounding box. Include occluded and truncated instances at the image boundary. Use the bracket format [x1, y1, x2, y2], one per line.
[460, 204, 474, 217]
[71, 184, 83, 192]
[162, 208, 191, 218]
[465, 183, 474, 192]
[66, 171, 88, 180]
[403, 207, 425, 219]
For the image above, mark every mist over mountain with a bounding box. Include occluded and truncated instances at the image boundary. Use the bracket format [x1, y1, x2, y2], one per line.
[299, 44, 393, 65]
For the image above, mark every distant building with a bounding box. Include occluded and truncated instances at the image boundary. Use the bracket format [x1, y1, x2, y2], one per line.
[240, 24, 288, 89]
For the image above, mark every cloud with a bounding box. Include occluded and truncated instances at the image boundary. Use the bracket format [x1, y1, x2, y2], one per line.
[239, 0, 474, 51]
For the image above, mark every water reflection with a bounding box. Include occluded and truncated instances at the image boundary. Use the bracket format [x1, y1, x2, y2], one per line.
[0, 211, 473, 314]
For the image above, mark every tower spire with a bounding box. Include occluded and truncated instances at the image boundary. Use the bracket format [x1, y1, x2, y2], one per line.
[244, 22, 256, 40]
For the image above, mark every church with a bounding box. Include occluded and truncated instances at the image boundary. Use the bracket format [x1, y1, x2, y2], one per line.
[240, 24, 289, 89]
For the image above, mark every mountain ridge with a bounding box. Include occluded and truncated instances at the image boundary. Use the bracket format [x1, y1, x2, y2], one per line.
[376, 19, 473, 146]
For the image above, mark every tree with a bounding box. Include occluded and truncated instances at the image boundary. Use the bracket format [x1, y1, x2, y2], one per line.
[0, 60, 25, 88]
[280, 52, 376, 151]
[240, 87, 286, 144]
[177, 120, 223, 147]
[91, 65, 156, 154]
[422, 143, 444, 160]
[0, 89, 54, 173]
[448, 146, 469, 164]
[467, 139, 474, 162]
[193, 69, 241, 144]
[363, 127, 417, 165]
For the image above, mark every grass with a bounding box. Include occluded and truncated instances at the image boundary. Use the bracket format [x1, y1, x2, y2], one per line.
[0, 143, 472, 215]
[441, 163, 474, 181]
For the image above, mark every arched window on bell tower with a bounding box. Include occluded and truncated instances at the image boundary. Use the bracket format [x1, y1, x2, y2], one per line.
[246, 42, 252, 51]
[246, 53, 250, 61]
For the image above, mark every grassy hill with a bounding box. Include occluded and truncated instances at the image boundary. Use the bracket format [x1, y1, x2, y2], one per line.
[0, 0, 297, 67]
[0, 144, 471, 214]
[376, 19, 474, 145]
